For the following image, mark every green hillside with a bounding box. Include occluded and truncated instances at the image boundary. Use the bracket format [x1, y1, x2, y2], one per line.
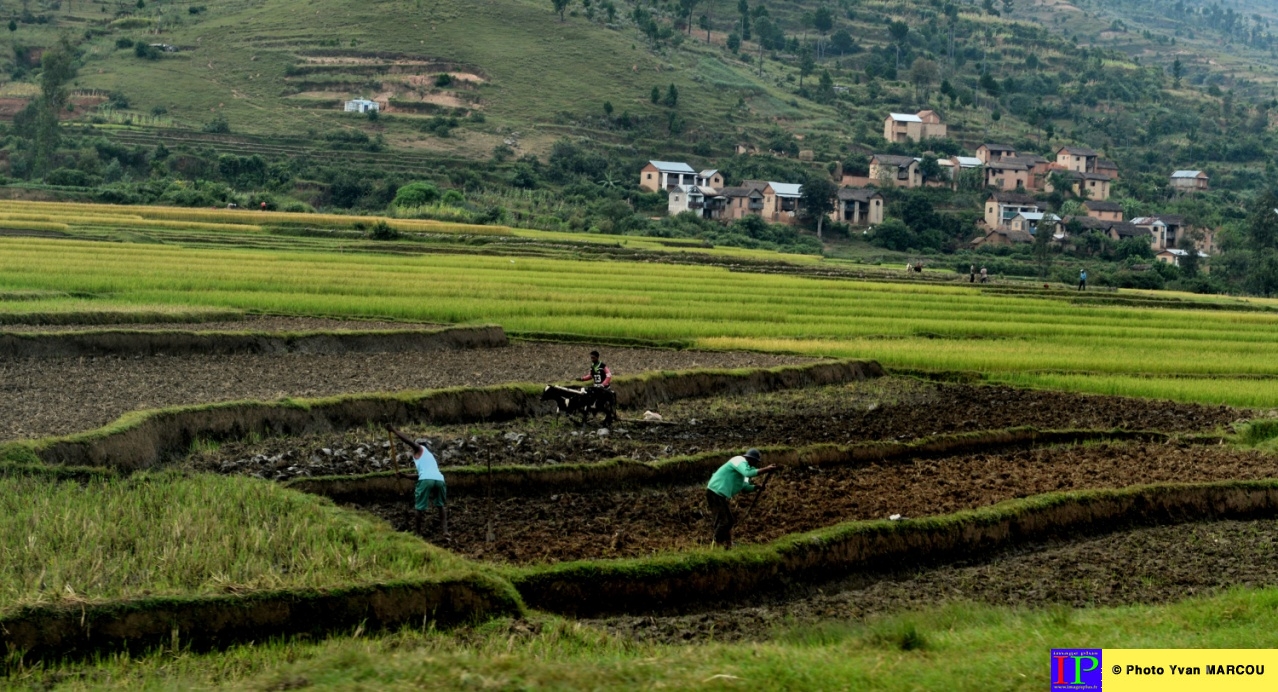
[0, 0, 1272, 162]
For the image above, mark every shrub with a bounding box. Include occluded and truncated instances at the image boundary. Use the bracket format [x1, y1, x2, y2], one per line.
[369, 220, 399, 240]
[115, 37, 134, 49]
[134, 42, 160, 60]
[393, 181, 441, 207]
[441, 189, 465, 206]
[202, 115, 230, 133]
[44, 168, 101, 187]
[434, 73, 454, 87]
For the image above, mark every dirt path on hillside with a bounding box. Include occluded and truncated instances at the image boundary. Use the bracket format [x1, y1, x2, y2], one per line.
[356, 441, 1277, 565]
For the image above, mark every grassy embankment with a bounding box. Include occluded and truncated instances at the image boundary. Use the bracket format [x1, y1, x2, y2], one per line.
[5, 228, 1278, 405]
[10, 588, 1278, 690]
[0, 470, 490, 615]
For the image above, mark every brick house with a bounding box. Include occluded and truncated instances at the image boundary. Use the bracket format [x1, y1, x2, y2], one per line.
[831, 188, 884, 226]
[869, 154, 922, 188]
[720, 183, 768, 221]
[1083, 200, 1124, 222]
[640, 161, 697, 192]
[1107, 222, 1150, 244]
[984, 191, 1041, 229]
[1056, 145, 1101, 173]
[883, 110, 947, 143]
[1003, 155, 1052, 190]
[1009, 211, 1061, 236]
[697, 169, 725, 188]
[1049, 170, 1113, 200]
[976, 143, 1017, 164]
[983, 159, 1030, 191]
[719, 180, 803, 224]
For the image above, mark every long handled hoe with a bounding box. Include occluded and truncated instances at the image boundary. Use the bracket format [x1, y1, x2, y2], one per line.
[485, 454, 495, 543]
[389, 429, 407, 481]
[737, 471, 776, 535]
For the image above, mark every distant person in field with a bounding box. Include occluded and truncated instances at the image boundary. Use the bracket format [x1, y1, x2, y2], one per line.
[980, 266, 989, 283]
[969, 264, 976, 283]
[387, 424, 448, 540]
[1078, 268, 1088, 291]
[705, 448, 777, 549]
[579, 350, 612, 390]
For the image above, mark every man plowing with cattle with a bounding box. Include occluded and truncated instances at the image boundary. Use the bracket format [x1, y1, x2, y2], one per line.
[579, 350, 613, 390]
[705, 448, 778, 549]
[541, 350, 617, 426]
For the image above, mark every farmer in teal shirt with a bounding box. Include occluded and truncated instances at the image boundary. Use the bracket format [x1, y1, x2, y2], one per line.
[387, 424, 449, 540]
[706, 448, 777, 548]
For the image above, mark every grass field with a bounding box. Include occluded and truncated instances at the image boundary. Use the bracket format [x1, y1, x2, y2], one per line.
[0, 472, 472, 614]
[6, 230, 1278, 405]
[11, 588, 1278, 690]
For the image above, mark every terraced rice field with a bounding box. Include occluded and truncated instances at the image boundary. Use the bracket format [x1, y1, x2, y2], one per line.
[6, 200, 1278, 688]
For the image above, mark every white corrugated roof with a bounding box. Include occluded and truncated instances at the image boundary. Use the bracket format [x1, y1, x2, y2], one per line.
[954, 156, 983, 167]
[699, 169, 719, 177]
[888, 112, 923, 123]
[1171, 169, 1204, 178]
[769, 182, 803, 197]
[649, 161, 696, 174]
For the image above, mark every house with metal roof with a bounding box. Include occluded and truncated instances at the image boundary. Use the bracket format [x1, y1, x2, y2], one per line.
[639, 161, 697, 192]
[883, 109, 947, 143]
[1170, 169, 1208, 192]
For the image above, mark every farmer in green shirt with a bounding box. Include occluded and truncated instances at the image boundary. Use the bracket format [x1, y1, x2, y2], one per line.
[706, 448, 777, 548]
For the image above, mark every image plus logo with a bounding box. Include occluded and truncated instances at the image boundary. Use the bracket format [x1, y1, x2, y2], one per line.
[1051, 648, 1102, 691]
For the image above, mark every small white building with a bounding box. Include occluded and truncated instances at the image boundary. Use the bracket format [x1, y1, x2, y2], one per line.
[1156, 248, 1209, 267]
[344, 98, 380, 114]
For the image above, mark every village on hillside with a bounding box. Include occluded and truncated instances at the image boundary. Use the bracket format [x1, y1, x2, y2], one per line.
[643, 109, 1215, 269]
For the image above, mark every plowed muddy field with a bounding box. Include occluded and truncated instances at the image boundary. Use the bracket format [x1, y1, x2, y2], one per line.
[356, 441, 1278, 564]
[0, 341, 808, 441]
[190, 379, 1244, 480]
[589, 518, 1278, 643]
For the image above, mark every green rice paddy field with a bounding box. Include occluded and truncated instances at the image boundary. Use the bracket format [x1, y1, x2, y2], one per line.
[3, 206, 1278, 407]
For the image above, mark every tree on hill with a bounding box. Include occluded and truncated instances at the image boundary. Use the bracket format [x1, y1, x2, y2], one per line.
[888, 21, 909, 71]
[552, 0, 571, 22]
[34, 36, 76, 177]
[680, 0, 698, 35]
[799, 48, 815, 88]
[910, 57, 938, 97]
[664, 83, 679, 107]
[830, 30, 856, 57]
[813, 6, 833, 58]
[801, 174, 837, 239]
